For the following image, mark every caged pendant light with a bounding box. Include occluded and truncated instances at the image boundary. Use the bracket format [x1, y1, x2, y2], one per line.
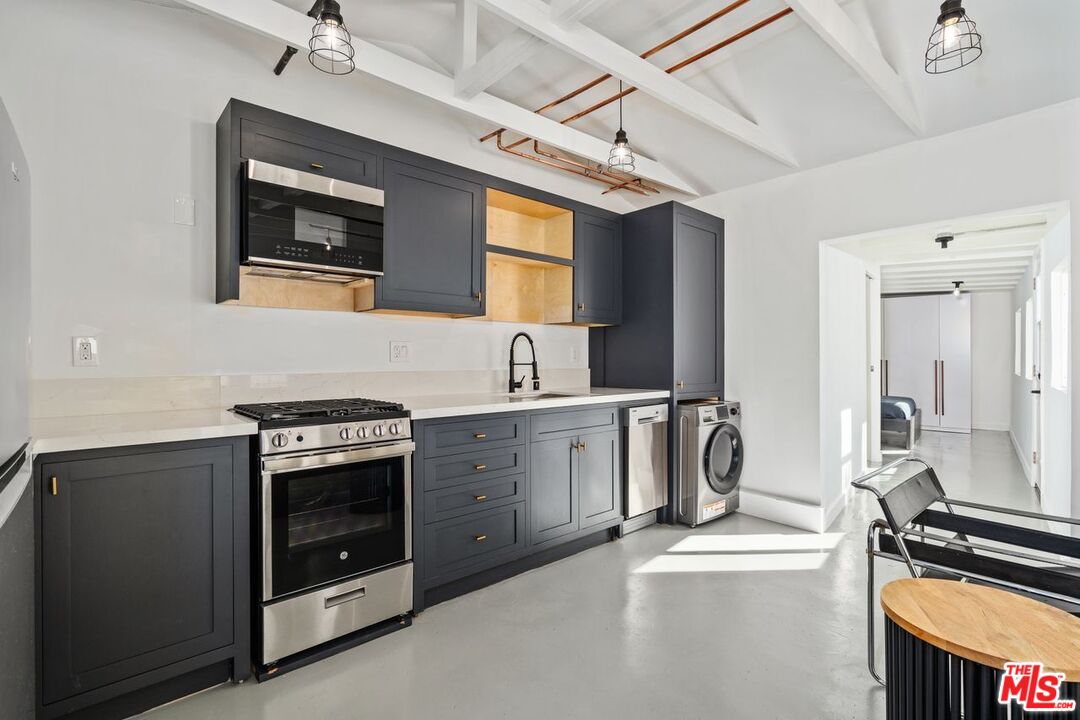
[308, 0, 356, 75]
[924, 0, 982, 74]
[607, 82, 636, 174]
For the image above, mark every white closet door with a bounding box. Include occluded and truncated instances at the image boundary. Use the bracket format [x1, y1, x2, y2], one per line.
[882, 296, 940, 423]
[937, 294, 972, 432]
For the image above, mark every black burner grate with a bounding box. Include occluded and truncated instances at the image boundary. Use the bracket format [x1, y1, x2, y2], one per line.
[231, 397, 405, 422]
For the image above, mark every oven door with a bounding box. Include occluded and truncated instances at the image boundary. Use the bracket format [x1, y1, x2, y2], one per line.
[243, 159, 385, 277]
[261, 442, 413, 602]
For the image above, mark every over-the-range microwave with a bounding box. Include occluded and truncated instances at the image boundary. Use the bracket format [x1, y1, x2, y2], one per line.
[241, 159, 385, 279]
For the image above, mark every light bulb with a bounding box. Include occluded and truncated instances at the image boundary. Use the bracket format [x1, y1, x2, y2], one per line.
[953, 288, 961, 297]
[941, 19, 961, 51]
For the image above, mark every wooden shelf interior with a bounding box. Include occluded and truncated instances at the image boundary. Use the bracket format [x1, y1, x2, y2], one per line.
[486, 188, 573, 259]
[226, 266, 376, 312]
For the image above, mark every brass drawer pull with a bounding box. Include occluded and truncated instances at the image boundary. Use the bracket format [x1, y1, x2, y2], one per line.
[474, 464, 487, 471]
[474, 495, 487, 502]
[577, 302, 585, 312]
[50, 476, 58, 496]
[474, 534, 488, 542]
[573, 441, 587, 452]
[474, 433, 487, 439]
[310, 162, 325, 170]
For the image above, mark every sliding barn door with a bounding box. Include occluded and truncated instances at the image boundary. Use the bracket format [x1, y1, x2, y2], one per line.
[882, 296, 940, 425]
[937, 294, 972, 432]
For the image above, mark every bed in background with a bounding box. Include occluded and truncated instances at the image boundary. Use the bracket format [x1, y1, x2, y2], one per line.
[881, 395, 921, 450]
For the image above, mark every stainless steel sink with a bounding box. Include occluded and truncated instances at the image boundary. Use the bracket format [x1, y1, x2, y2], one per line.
[504, 392, 582, 401]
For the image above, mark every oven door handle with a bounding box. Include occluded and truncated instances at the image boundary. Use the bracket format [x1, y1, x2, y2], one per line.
[262, 441, 415, 474]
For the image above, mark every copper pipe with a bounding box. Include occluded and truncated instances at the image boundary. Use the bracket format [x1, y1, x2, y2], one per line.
[478, 0, 752, 144]
[531, 141, 660, 194]
[558, 7, 793, 125]
[494, 131, 652, 195]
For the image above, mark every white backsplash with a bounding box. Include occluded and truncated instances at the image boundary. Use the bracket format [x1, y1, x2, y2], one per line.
[31, 369, 591, 418]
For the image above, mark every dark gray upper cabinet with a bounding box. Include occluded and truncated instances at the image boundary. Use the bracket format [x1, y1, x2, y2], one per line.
[673, 207, 723, 396]
[239, 119, 378, 188]
[377, 160, 485, 315]
[36, 439, 249, 718]
[592, 201, 724, 400]
[574, 213, 622, 326]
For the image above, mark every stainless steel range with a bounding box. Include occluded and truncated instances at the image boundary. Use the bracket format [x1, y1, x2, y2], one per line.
[232, 398, 413, 668]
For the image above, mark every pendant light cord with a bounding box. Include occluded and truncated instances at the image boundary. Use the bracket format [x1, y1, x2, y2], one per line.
[618, 81, 624, 131]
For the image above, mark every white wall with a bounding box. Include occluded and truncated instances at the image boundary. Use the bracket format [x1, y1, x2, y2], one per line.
[0, 0, 618, 380]
[818, 246, 868, 516]
[693, 99, 1080, 527]
[1038, 217, 1072, 520]
[1011, 261, 1036, 478]
[971, 292, 1014, 432]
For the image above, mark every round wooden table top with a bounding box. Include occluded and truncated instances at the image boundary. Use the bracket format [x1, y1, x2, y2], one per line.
[881, 579, 1080, 681]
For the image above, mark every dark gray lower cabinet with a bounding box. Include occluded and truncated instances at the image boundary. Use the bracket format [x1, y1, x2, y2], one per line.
[36, 437, 249, 720]
[414, 406, 625, 610]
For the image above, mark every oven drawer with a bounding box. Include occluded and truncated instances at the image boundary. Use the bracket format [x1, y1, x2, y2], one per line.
[423, 503, 526, 584]
[241, 120, 379, 188]
[529, 406, 618, 441]
[261, 562, 411, 665]
[422, 446, 524, 489]
[423, 416, 525, 457]
[424, 475, 525, 524]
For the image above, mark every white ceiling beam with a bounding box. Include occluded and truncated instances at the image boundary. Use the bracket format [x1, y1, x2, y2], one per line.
[785, 0, 922, 134]
[455, 0, 478, 75]
[881, 249, 1036, 269]
[884, 280, 1020, 290]
[474, 0, 798, 166]
[175, 0, 695, 194]
[455, 30, 545, 99]
[883, 269, 1026, 280]
[454, 0, 613, 99]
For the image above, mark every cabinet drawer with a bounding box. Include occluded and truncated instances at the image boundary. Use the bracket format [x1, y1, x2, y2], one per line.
[423, 415, 525, 457]
[423, 446, 524, 490]
[424, 503, 526, 584]
[241, 120, 378, 187]
[530, 406, 618, 441]
[424, 475, 525, 524]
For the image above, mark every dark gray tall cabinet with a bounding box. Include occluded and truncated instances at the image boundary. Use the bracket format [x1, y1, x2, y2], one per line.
[590, 201, 724, 521]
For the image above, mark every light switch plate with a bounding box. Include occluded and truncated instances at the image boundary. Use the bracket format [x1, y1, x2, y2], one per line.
[173, 195, 195, 226]
[389, 341, 411, 364]
[73, 336, 99, 367]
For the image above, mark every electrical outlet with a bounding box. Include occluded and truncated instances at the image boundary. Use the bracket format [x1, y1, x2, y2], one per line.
[72, 337, 99, 367]
[173, 195, 195, 226]
[389, 341, 411, 364]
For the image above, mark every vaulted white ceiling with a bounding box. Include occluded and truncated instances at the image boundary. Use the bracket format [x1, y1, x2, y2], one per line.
[193, 0, 1080, 198]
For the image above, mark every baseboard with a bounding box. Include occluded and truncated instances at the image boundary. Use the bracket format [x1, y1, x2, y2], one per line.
[1009, 430, 1034, 484]
[738, 489, 840, 533]
[972, 423, 1010, 432]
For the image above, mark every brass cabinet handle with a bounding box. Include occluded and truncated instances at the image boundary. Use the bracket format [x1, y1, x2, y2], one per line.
[577, 303, 585, 312]
[573, 441, 587, 452]
[676, 380, 685, 389]
[474, 534, 488, 542]
[474, 495, 487, 502]
[474, 464, 487, 471]
[310, 162, 325, 170]
[476, 291, 483, 303]
[474, 432, 487, 439]
[50, 476, 58, 496]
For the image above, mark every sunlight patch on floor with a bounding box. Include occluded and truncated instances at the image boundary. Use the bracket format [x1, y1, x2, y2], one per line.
[633, 552, 830, 574]
[666, 532, 845, 553]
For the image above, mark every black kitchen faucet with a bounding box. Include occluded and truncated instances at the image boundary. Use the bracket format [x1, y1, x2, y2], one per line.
[509, 332, 540, 393]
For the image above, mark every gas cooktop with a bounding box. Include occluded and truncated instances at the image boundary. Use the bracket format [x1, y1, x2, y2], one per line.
[231, 398, 408, 427]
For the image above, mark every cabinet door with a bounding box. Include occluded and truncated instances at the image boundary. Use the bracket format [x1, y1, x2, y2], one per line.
[378, 159, 485, 315]
[577, 429, 621, 529]
[673, 208, 724, 397]
[574, 213, 622, 325]
[529, 437, 578, 545]
[882, 295, 940, 426]
[937, 294, 972, 432]
[40, 446, 235, 705]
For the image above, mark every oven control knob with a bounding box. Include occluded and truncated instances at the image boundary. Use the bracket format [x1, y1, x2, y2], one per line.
[389, 422, 401, 435]
[270, 432, 289, 449]
[373, 424, 385, 437]
[356, 426, 369, 439]
[339, 427, 352, 441]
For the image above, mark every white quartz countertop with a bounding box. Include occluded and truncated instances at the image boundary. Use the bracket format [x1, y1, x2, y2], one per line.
[403, 387, 670, 420]
[31, 409, 259, 456]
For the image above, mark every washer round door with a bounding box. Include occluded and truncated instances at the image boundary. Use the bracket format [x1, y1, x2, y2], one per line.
[704, 423, 743, 496]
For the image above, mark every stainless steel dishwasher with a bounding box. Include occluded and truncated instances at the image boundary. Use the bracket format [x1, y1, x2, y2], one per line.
[623, 404, 669, 532]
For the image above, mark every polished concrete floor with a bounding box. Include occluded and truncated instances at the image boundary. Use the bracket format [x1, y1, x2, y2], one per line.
[142, 430, 1040, 720]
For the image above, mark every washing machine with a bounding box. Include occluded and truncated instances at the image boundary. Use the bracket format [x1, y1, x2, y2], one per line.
[678, 400, 743, 527]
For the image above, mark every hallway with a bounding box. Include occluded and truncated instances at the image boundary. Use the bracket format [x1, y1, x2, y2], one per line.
[141, 430, 1039, 720]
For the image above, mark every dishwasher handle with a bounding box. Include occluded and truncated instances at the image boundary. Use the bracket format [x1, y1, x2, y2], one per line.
[624, 404, 669, 425]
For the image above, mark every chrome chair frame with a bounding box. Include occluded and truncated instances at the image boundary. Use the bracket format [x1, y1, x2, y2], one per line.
[853, 456, 1080, 686]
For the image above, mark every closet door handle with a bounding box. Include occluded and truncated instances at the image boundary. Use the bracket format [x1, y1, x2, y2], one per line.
[939, 360, 944, 417]
[933, 361, 939, 416]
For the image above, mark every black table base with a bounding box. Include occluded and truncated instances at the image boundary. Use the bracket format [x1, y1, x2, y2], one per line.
[885, 618, 1079, 719]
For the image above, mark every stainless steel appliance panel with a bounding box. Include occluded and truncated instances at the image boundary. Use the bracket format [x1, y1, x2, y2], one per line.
[623, 404, 669, 519]
[0, 99, 30, 468]
[261, 562, 412, 664]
